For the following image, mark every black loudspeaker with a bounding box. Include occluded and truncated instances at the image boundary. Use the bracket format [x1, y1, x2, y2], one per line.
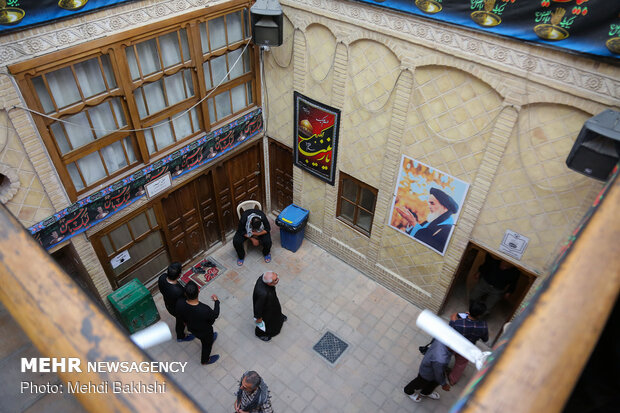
[566, 109, 620, 181]
[250, 0, 283, 47]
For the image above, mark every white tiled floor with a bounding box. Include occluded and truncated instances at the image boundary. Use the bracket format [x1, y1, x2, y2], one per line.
[147, 220, 478, 412]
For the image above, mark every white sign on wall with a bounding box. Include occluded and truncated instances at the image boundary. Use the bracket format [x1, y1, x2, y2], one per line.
[110, 250, 131, 269]
[499, 230, 529, 260]
[145, 172, 172, 199]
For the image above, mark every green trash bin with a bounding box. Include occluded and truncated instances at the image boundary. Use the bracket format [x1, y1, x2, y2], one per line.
[107, 279, 160, 334]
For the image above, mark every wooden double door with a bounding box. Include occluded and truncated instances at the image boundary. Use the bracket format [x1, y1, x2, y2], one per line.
[159, 143, 264, 264]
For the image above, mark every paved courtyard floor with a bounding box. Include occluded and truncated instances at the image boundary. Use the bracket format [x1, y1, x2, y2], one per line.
[147, 221, 479, 413]
[1, 216, 482, 412]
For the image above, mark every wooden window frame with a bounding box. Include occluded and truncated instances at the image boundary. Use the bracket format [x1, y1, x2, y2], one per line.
[336, 172, 378, 237]
[90, 205, 168, 289]
[9, 0, 258, 202]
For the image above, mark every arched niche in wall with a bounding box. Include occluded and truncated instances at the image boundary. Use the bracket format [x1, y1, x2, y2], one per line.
[270, 14, 294, 69]
[516, 103, 591, 192]
[348, 39, 401, 112]
[305, 24, 337, 82]
[413, 65, 503, 142]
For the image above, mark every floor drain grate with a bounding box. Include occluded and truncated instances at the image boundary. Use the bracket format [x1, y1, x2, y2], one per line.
[313, 331, 349, 364]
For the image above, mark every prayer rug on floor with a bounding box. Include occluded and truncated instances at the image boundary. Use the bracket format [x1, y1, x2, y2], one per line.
[179, 257, 226, 289]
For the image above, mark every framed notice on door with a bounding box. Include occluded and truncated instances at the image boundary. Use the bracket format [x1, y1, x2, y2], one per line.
[293, 92, 341, 186]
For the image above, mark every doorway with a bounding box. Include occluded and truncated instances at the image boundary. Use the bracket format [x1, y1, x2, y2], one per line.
[268, 139, 293, 212]
[439, 242, 536, 344]
[51, 243, 105, 306]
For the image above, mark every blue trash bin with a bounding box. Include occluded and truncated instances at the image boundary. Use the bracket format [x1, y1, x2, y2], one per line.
[276, 204, 309, 252]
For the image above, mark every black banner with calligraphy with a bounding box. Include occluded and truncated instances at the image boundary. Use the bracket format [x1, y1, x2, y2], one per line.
[0, 0, 137, 33]
[29, 108, 262, 250]
[354, 0, 620, 59]
[293, 92, 341, 186]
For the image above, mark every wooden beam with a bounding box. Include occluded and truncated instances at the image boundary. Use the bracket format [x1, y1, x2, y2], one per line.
[0, 204, 204, 413]
[461, 174, 620, 413]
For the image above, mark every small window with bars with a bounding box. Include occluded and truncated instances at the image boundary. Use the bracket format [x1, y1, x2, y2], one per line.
[336, 173, 378, 236]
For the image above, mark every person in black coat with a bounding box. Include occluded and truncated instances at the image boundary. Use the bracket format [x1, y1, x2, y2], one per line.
[233, 208, 272, 266]
[176, 281, 220, 365]
[252, 272, 287, 342]
[157, 262, 194, 342]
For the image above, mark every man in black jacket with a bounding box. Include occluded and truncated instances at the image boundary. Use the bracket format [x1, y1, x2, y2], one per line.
[233, 208, 272, 266]
[176, 281, 220, 365]
[157, 262, 194, 342]
[252, 272, 286, 342]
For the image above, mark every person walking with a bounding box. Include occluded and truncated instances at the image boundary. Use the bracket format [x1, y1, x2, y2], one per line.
[404, 339, 452, 402]
[252, 272, 286, 342]
[176, 281, 220, 365]
[448, 301, 489, 385]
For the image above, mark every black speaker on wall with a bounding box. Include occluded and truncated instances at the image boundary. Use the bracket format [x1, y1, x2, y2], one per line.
[566, 109, 620, 181]
[250, 0, 283, 47]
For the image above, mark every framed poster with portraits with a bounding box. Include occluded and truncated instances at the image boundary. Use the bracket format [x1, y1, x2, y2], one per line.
[389, 155, 470, 255]
[293, 92, 341, 185]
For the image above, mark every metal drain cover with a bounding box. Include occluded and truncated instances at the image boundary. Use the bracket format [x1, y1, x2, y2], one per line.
[313, 331, 349, 364]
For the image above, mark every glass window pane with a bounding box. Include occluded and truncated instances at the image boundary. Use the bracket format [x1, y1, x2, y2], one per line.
[214, 91, 231, 120]
[110, 97, 126, 127]
[33, 76, 55, 113]
[46, 67, 80, 109]
[117, 251, 169, 284]
[152, 120, 174, 150]
[142, 79, 166, 116]
[358, 209, 372, 232]
[74, 58, 105, 98]
[135, 88, 147, 118]
[136, 38, 161, 76]
[101, 235, 114, 256]
[199, 23, 209, 55]
[88, 101, 116, 138]
[360, 188, 376, 211]
[228, 49, 244, 79]
[246, 81, 253, 104]
[243, 48, 251, 72]
[243, 9, 250, 39]
[67, 163, 84, 190]
[164, 72, 186, 106]
[77, 151, 106, 185]
[207, 98, 215, 123]
[109, 224, 132, 250]
[342, 179, 357, 201]
[128, 213, 149, 238]
[101, 140, 128, 174]
[50, 123, 71, 154]
[231, 83, 246, 113]
[180, 29, 190, 62]
[227, 12, 243, 44]
[209, 17, 226, 50]
[126, 46, 140, 80]
[160, 32, 182, 68]
[210, 54, 228, 86]
[172, 111, 193, 140]
[101, 55, 117, 88]
[340, 200, 355, 222]
[146, 208, 156, 228]
[190, 107, 200, 132]
[124, 137, 137, 163]
[203, 61, 213, 89]
[64, 112, 94, 149]
[184, 69, 194, 97]
[129, 232, 162, 262]
[144, 129, 156, 154]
